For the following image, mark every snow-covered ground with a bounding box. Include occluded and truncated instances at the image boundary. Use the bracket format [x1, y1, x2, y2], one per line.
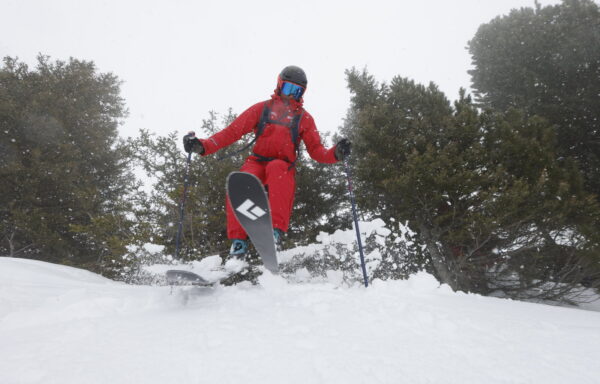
[1, 254, 600, 384]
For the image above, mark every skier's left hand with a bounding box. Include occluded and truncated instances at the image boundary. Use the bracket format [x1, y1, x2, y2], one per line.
[335, 138, 351, 161]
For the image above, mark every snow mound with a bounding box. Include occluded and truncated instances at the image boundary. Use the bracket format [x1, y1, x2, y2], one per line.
[2, 256, 600, 383]
[0, 257, 168, 331]
[0, 256, 114, 285]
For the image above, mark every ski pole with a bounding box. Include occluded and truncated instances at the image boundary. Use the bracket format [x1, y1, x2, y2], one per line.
[343, 157, 369, 287]
[174, 150, 193, 260]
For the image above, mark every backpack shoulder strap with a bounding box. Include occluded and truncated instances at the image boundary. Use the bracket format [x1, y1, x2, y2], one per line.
[255, 101, 271, 139]
[290, 110, 304, 151]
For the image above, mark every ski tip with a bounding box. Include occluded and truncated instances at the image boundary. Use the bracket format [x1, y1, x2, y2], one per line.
[227, 171, 262, 184]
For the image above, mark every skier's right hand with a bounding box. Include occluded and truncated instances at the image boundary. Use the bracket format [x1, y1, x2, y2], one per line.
[183, 131, 205, 155]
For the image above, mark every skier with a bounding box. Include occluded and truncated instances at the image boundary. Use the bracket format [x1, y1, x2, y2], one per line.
[183, 65, 351, 257]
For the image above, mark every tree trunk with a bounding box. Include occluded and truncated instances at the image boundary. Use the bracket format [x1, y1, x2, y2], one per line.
[419, 224, 458, 290]
[8, 231, 15, 257]
[418, 223, 484, 293]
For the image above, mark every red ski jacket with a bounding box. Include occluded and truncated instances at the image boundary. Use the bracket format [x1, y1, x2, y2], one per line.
[200, 95, 338, 164]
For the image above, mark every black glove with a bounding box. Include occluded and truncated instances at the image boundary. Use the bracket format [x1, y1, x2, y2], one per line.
[183, 131, 205, 155]
[335, 138, 351, 161]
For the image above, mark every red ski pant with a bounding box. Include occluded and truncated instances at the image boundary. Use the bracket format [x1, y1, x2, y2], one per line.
[227, 157, 296, 239]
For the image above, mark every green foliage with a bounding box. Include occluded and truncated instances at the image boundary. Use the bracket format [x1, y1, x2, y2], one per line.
[131, 111, 241, 261]
[468, 0, 600, 200]
[289, 139, 350, 246]
[343, 68, 600, 300]
[0, 55, 139, 275]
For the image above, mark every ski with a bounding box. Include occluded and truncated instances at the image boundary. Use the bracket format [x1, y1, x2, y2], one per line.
[166, 270, 213, 286]
[227, 171, 279, 273]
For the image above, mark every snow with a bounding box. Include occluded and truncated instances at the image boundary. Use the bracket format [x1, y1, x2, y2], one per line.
[1, 255, 600, 384]
[145, 255, 248, 284]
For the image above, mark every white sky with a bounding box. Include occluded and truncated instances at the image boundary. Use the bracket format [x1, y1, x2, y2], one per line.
[1, 0, 561, 142]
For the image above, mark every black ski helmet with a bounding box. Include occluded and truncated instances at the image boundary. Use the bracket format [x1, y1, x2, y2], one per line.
[279, 65, 307, 88]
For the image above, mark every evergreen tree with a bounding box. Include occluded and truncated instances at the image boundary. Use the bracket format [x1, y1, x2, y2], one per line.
[131, 111, 241, 261]
[469, 0, 600, 201]
[289, 136, 350, 246]
[343, 68, 600, 301]
[0, 55, 138, 274]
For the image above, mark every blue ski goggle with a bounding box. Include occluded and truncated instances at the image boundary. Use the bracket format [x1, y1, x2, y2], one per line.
[280, 81, 305, 100]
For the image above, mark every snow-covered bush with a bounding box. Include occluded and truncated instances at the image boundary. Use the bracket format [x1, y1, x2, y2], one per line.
[280, 219, 423, 285]
[116, 243, 173, 285]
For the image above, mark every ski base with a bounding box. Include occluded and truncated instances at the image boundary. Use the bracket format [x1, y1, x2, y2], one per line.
[227, 171, 279, 273]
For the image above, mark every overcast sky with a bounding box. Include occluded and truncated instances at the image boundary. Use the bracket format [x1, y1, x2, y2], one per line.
[1, 0, 561, 142]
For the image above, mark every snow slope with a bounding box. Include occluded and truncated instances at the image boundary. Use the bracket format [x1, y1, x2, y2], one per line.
[1, 256, 599, 384]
